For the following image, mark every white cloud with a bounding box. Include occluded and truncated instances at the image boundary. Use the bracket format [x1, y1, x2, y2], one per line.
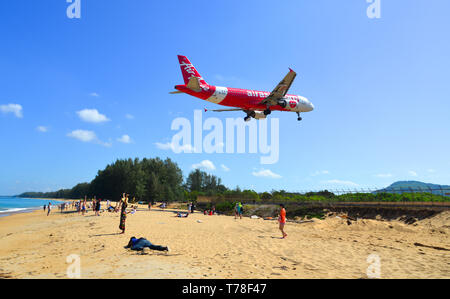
[76, 109, 110, 123]
[117, 134, 132, 144]
[90, 92, 100, 97]
[67, 130, 97, 142]
[252, 169, 282, 179]
[323, 179, 359, 187]
[125, 114, 134, 120]
[408, 171, 418, 177]
[67, 130, 111, 147]
[221, 164, 230, 172]
[155, 141, 194, 153]
[311, 170, 329, 176]
[192, 160, 216, 171]
[375, 173, 393, 178]
[0, 103, 23, 118]
[37, 126, 48, 133]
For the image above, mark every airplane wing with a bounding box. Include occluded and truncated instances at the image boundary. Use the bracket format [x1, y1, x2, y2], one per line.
[260, 69, 297, 106]
[207, 108, 244, 112]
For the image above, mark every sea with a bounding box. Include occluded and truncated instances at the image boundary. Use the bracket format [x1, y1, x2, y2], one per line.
[0, 196, 65, 217]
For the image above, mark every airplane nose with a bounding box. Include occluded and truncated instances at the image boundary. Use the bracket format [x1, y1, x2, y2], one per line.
[309, 102, 314, 111]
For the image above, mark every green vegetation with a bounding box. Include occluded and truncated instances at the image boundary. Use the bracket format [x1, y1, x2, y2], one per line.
[18, 157, 450, 204]
[20, 158, 183, 202]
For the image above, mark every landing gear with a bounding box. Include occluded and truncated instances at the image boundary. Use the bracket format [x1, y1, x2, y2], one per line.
[244, 110, 255, 122]
[264, 109, 272, 116]
[297, 112, 302, 121]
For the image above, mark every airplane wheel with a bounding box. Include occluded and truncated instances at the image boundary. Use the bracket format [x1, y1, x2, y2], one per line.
[244, 116, 251, 122]
[297, 117, 302, 121]
[264, 109, 271, 116]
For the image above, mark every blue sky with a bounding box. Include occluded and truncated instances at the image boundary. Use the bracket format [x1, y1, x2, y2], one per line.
[1, 0, 449, 195]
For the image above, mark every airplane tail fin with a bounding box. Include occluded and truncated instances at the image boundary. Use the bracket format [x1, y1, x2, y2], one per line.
[177, 55, 208, 86]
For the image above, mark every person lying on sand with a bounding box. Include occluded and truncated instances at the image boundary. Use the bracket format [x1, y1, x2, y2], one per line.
[125, 237, 169, 252]
[175, 212, 189, 218]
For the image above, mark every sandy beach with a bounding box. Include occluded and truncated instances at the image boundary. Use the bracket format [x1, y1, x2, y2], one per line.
[0, 204, 448, 279]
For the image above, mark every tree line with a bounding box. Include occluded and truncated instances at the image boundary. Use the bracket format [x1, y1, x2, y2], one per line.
[18, 157, 450, 203]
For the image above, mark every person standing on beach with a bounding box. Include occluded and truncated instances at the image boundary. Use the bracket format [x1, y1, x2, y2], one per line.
[117, 193, 129, 234]
[235, 202, 243, 219]
[82, 197, 87, 216]
[43, 205, 46, 212]
[95, 198, 101, 216]
[47, 202, 52, 216]
[278, 204, 287, 239]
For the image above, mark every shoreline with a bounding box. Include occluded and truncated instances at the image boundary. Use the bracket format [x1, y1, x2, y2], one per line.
[0, 207, 42, 218]
[0, 198, 68, 218]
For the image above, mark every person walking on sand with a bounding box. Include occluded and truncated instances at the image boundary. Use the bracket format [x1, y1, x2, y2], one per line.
[278, 204, 287, 239]
[47, 202, 52, 216]
[43, 204, 46, 212]
[117, 193, 129, 234]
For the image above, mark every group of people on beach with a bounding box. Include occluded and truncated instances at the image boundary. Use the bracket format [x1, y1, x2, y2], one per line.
[42, 194, 288, 257]
[43, 202, 52, 216]
[74, 196, 103, 216]
[187, 202, 196, 213]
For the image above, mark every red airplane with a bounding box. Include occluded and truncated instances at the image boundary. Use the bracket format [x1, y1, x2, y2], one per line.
[171, 55, 314, 122]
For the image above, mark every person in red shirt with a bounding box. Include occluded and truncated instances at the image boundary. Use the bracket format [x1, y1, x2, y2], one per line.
[278, 204, 287, 239]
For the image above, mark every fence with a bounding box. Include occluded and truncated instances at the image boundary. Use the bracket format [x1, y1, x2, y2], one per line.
[296, 186, 450, 197]
[251, 187, 450, 210]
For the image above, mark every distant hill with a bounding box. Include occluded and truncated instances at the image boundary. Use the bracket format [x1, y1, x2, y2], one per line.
[376, 181, 450, 196]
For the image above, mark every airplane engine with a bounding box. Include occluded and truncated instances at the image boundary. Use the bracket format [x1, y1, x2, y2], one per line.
[278, 99, 287, 108]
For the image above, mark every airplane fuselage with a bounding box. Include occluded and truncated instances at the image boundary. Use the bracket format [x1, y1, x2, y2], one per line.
[175, 84, 314, 113]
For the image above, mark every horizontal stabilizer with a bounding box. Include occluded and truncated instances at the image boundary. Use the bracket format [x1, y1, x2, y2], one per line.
[169, 91, 184, 94]
[187, 76, 201, 92]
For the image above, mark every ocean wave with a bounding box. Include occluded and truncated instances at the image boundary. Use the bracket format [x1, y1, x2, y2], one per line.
[0, 207, 39, 214]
